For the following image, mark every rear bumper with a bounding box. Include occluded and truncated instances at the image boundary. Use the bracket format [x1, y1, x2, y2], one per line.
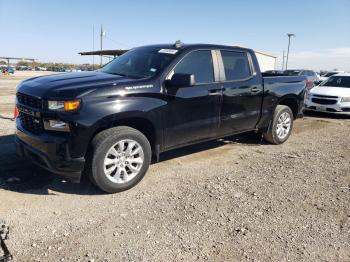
[15, 124, 85, 183]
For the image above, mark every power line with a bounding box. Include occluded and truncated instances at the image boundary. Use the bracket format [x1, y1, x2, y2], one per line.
[103, 35, 130, 48]
[93, 25, 130, 66]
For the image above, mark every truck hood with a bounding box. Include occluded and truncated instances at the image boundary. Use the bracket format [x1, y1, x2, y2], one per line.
[311, 85, 350, 97]
[17, 71, 141, 99]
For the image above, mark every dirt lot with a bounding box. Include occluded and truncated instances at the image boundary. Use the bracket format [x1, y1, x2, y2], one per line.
[0, 72, 349, 261]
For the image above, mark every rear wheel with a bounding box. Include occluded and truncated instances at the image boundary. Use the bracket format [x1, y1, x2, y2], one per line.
[263, 105, 293, 144]
[87, 126, 151, 193]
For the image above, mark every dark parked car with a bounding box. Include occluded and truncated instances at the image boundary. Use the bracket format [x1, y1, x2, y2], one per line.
[16, 66, 31, 71]
[263, 70, 284, 75]
[15, 43, 307, 193]
[284, 69, 319, 86]
[1, 66, 15, 74]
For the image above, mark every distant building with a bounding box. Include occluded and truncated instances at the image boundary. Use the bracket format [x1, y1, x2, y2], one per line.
[254, 50, 277, 72]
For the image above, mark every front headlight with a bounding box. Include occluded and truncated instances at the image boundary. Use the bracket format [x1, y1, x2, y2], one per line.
[48, 100, 80, 111]
[341, 97, 350, 102]
[306, 92, 312, 100]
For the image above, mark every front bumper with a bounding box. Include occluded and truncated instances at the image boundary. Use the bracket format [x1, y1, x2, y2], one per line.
[15, 121, 85, 183]
[305, 97, 350, 115]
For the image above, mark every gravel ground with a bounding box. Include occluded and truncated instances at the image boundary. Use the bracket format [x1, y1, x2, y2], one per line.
[0, 72, 349, 261]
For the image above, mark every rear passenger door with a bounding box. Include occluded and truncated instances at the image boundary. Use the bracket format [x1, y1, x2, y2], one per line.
[218, 49, 263, 135]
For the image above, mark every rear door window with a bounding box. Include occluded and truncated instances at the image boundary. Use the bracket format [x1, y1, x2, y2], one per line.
[220, 50, 252, 81]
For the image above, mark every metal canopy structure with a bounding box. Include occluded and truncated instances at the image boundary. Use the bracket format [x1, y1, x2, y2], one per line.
[79, 49, 128, 58]
[78, 48, 277, 71]
[0, 56, 36, 66]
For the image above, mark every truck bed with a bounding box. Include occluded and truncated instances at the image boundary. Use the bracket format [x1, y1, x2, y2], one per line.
[256, 75, 307, 129]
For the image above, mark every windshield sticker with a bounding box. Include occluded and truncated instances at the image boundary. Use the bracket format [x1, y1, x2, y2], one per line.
[158, 49, 178, 55]
[125, 84, 154, 90]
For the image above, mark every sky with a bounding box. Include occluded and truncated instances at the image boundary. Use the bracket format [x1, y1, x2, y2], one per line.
[0, 0, 349, 71]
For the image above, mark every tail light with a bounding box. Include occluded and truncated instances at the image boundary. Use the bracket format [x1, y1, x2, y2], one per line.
[305, 80, 312, 99]
[13, 106, 19, 119]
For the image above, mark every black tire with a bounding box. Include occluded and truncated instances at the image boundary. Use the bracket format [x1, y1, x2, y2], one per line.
[263, 105, 294, 145]
[87, 126, 151, 193]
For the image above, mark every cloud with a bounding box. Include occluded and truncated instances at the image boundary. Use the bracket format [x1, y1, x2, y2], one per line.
[276, 47, 350, 72]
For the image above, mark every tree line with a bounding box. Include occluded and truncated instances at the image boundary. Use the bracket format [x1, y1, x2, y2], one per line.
[15, 60, 101, 69]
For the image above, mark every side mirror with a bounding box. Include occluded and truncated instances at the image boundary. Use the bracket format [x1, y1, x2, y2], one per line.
[165, 73, 195, 88]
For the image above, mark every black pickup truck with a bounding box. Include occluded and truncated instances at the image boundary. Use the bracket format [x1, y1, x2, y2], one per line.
[15, 42, 306, 193]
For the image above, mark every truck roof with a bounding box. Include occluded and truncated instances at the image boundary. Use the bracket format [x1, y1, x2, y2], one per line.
[138, 43, 254, 53]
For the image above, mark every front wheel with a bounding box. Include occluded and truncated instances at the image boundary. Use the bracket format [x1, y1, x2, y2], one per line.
[87, 126, 152, 193]
[263, 105, 294, 145]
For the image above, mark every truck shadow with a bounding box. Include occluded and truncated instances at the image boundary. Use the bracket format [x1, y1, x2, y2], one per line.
[0, 132, 264, 195]
[158, 132, 265, 162]
[0, 134, 101, 195]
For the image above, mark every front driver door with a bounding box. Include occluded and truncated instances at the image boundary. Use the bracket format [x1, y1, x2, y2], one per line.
[163, 50, 221, 149]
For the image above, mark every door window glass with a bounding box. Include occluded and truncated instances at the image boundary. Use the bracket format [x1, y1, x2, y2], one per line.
[171, 50, 214, 84]
[221, 50, 252, 81]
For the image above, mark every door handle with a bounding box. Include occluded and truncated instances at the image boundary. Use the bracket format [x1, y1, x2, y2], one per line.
[251, 87, 260, 93]
[209, 89, 222, 96]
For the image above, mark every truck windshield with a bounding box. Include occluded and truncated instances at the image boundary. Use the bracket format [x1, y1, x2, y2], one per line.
[320, 76, 350, 88]
[100, 48, 174, 78]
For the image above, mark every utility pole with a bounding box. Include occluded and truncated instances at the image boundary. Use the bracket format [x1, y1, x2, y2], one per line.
[285, 33, 296, 70]
[100, 25, 104, 66]
[92, 25, 95, 70]
[282, 50, 285, 70]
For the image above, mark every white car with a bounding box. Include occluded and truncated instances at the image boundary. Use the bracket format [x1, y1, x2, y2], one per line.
[318, 71, 345, 83]
[305, 73, 350, 115]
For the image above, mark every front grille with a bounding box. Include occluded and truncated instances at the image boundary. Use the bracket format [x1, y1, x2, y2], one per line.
[313, 94, 338, 99]
[16, 92, 42, 109]
[19, 112, 44, 134]
[312, 98, 337, 105]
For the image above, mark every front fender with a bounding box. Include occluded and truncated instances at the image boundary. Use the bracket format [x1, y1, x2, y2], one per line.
[63, 96, 167, 158]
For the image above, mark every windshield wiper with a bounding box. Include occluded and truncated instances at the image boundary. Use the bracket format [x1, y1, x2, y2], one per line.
[104, 72, 144, 78]
[102, 72, 127, 77]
